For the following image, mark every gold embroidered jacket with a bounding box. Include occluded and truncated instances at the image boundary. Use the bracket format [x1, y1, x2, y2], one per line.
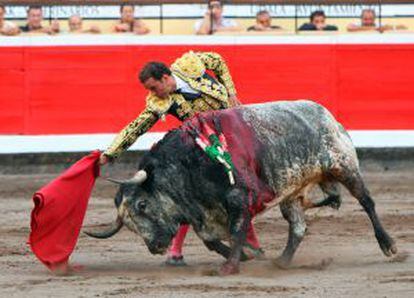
[104, 51, 237, 158]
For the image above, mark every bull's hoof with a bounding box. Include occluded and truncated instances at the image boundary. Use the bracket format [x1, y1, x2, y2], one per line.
[242, 245, 266, 261]
[219, 262, 240, 275]
[165, 255, 187, 267]
[327, 196, 342, 210]
[313, 195, 341, 210]
[273, 256, 291, 269]
[378, 235, 397, 257]
[319, 195, 341, 210]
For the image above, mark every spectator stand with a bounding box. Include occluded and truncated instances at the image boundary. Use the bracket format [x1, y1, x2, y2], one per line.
[0, 0, 413, 34]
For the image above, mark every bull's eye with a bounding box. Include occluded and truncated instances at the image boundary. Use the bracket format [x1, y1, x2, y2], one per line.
[135, 200, 147, 212]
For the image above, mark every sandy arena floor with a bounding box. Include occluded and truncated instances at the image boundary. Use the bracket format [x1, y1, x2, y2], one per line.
[0, 167, 413, 297]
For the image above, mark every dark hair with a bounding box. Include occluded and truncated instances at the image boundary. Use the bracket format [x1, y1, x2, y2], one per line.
[120, 4, 134, 13]
[0, 5, 5, 11]
[256, 10, 270, 18]
[310, 10, 325, 22]
[28, 5, 42, 13]
[139, 62, 171, 83]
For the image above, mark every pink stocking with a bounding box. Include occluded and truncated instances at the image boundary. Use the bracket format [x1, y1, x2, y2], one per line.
[245, 221, 260, 249]
[168, 224, 190, 257]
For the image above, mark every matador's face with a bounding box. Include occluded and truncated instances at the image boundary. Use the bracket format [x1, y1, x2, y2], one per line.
[143, 75, 175, 99]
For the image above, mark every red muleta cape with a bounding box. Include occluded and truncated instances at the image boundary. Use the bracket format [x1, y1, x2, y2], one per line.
[182, 109, 275, 216]
[28, 151, 100, 271]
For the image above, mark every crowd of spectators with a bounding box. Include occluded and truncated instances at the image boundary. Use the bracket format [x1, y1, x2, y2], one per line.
[0, 4, 150, 36]
[0, 2, 410, 37]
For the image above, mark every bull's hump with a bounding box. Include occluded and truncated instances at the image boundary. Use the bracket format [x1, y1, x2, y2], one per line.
[241, 100, 323, 138]
[244, 99, 320, 110]
[244, 100, 327, 120]
[239, 100, 335, 193]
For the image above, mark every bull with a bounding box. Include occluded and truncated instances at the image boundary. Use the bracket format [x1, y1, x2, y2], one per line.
[86, 100, 397, 275]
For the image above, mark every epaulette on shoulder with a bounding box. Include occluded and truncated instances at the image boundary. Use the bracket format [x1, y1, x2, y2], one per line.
[171, 51, 205, 79]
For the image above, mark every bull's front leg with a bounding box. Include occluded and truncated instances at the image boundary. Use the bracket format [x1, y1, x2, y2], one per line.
[219, 188, 250, 275]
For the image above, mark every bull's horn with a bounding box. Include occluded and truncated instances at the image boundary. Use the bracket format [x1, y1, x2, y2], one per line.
[106, 170, 147, 185]
[131, 170, 147, 184]
[83, 217, 123, 239]
[106, 177, 124, 184]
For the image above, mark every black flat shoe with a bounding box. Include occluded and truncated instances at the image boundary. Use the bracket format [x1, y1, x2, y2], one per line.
[165, 255, 187, 267]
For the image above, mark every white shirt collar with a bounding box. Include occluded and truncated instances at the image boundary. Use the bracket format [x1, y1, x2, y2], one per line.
[172, 73, 199, 95]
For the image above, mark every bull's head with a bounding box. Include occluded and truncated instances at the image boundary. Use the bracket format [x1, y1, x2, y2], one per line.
[85, 170, 181, 255]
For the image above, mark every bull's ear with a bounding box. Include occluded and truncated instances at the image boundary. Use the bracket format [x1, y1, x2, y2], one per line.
[142, 158, 159, 174]
[137, 157, 158, 186]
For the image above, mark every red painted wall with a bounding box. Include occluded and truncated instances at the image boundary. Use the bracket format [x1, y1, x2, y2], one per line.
[1, 44, 413, 134]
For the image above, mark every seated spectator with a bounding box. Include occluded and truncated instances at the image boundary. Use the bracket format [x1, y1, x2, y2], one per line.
[195, 0, 241, 35]
[113, 4, 150, 35]
[19, 6, 59, 34]
[247, 10, 282, 32]
[347, 9, 407, 32]
[299, 10, 338, 31]
[68, 15, 100, 34]
[0, 5, 19, 36]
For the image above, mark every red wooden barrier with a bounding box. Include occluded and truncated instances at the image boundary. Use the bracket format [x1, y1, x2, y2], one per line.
[1, 39, 413, 135]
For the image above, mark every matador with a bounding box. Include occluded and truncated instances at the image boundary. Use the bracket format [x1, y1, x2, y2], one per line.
[100, 51, 264, 266]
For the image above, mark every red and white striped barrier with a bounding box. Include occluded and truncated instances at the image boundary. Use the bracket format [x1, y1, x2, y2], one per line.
[1, 34, 413, 152]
